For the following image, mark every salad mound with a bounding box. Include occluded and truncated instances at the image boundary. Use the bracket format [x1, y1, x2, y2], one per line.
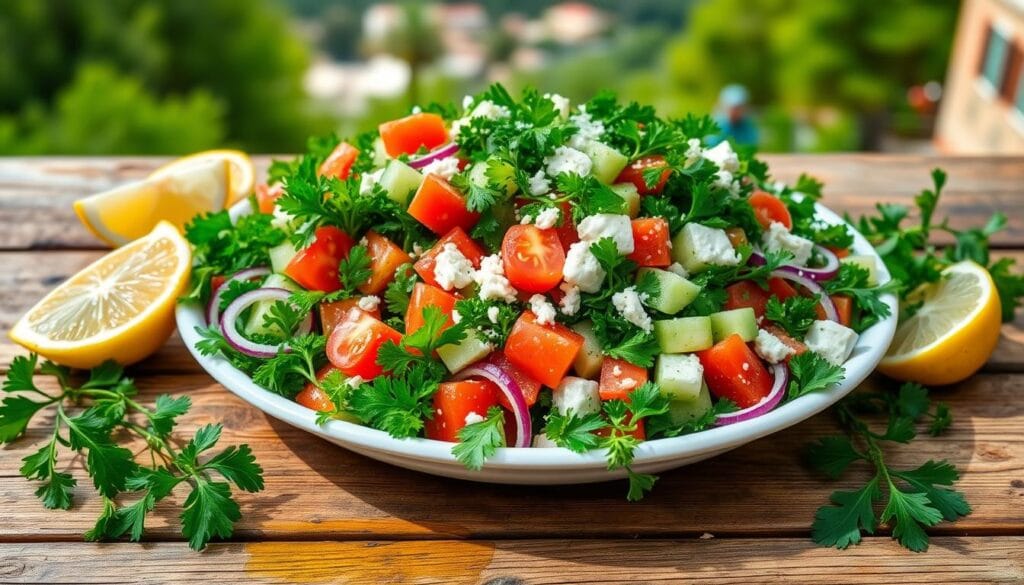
[186, 85, 894, 499]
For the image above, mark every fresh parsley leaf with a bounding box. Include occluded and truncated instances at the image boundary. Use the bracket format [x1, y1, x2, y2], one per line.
[805, 435, 865, 479]
[787, 352, 845, 400]
[347, 365, 438, 438]
[383, 263, 418, 326]
[452, 406, 506, 470]
[811, 478, 880, 549]
[765, 295, 819, 339]
[543, 411, 607, 452]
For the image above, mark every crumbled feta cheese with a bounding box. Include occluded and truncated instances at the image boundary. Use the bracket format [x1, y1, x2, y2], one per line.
[451, 309, 462, 324]
[534, 206, 561, 230]
[529, 294, 558, 326]
[568, 105, 605, 149]
[520, 215, 533, 225]
[667, 262, 689, 278]
[464, 411, 484, 425]
[462, 95, 475, 110]
[533, 433, 560, 448]
[545, 146, 592, 178]
[420, 156, 460, 181]
[487, 306, 500, 324]
[754, 329, 795, 364]
[433, 243, 475, 291]
[471, 100, 511, 120]
[681, 223, 741, 267]
[544, 93, 570, 118]
[684, 138, 703, 167]
[576, 213, 635, 254]
[563, 241, 607, 293]
[357, 295, 380, 312]
[805, 320, 858, 366]
[611, 286, 653, 333]
[558, 282, 581, 316]
[410, 242, 424, 260]
[475, 254, 518, 302]
[346, 375, 366, 389]
[359, 167, 385, 195]
[270, 205, 300, 233]
[762, 221, 814, 266]
[552, 377, 601, 416]
[703, 141, 740, 172]
[713, 169, 739, 194]
[528, 170, 551, 196]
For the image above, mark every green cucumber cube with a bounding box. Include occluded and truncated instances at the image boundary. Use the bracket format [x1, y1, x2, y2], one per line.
[438, 330, 494, 374]
[637, 268, 701, 315]
[654, 316, 714, 354]
[372, 137, 389, 167]
[571, 321, 604, 379]
[581, 141, 629, 184]
[709, 307, 758, 342]
[666, 384, 713, 425]
[655, 354, 705, 401]
[269, 241, 298, 274]
[611, 183, 641, 218]
[379, 159, 424, 208]
[841, 254, 878, 286]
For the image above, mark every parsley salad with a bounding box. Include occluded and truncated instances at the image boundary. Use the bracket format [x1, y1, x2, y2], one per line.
[185, 85, 893, 499]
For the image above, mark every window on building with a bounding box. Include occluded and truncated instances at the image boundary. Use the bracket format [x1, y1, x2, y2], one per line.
[980, 24, 1010, 90]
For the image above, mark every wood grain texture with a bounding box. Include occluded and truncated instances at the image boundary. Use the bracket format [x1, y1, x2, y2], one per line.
[0, 538, 1022, 584]
[1, 372, 1021, 542]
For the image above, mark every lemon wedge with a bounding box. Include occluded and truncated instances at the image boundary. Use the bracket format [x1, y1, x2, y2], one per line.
[9, 222, 191, 368]
[878, 261, 1001, 385]
[150, 149, 254, 204]
[74, 158, 229, 246]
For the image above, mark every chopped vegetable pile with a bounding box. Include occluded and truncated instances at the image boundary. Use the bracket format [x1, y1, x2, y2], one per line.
[187, 85, 898, 500]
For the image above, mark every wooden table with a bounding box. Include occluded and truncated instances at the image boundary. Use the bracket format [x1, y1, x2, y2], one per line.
[1, 155, 1022, 584]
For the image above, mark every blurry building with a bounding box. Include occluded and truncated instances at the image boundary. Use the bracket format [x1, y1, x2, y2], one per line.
[936, 0, 1024, 153]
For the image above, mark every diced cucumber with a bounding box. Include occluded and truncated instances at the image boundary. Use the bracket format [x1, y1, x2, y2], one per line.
[653, 316, 714, 353]
[666, 384, 713, 425]
[709, 307, 758, 342]
[841, 254, 878, 286]
[611, 183, 641, 218]
[244, 274, 300, 337]
[372, 137, 389, 167]
[469, 158, 517, 196]
[570, 321, 604, 379]
[269, 241, 298, 274]
[655, 353, 704, 401]
[581, 141, 629, 184]
[379, 159, 424, 207]
[438, 330, 494, 374]
[637, 268, 701, 315]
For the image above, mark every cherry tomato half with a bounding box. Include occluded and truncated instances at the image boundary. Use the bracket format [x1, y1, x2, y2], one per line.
[326, 308, 402, 379]
[749, 191, 792, 230]
[501, 224, 565, 294]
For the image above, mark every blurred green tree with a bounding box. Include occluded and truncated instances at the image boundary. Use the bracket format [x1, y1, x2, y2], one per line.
[0, 0, 316, 153]
[361, 2, 443, 108]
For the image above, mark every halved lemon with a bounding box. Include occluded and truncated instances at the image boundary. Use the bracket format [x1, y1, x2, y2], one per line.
[9, 222, 191, 369]
[150, 149, 254, 204]
[75, 158, 229, 247]
[878, 261, 1001, 385]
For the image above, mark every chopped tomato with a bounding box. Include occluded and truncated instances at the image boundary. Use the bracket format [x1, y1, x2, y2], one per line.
[320, 299, 380, 337]
[763, 324, 808, 357]
[768, 277, 799, 301]
[318, 142, 360, 180]
[254, 183, 284, 214]
[697, 334, 774, 408]
[414, 227, 486, 288]
[407, 174, 480, 235]
[488, 351, 542, 408]
[553, 201, 579, 251]
[501, 224, 565, 293]
[405, 282, 459, 336]
[295, 367, 339, 412]
[505, 311, 584, 388]
[360, 230, 412, 295]
[832, 294, 853, 327]
[425, 380, 501, 443]
[724, 280, 771, 318]
[326, 308, 402, 379]
[826, 245, 851, 259]
[627, 217, 671, 267]
[749, 191, 792, 230]
[210, 275, 227, 294]
[615, 155, 670, 195]
[598, 358, 649, 401]
[725, 227, 748, 249]
[379, 112, 448, 158]
[284, 226, 354, 292]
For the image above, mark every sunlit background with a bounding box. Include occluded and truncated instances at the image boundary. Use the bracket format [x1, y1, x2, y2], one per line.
[2, 0, 1021, 155]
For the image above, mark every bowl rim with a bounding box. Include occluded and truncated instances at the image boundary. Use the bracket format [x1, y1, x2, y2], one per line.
[176, 199, 896, 472]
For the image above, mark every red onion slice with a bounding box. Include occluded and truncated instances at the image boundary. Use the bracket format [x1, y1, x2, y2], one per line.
[219, 287, 313, 358]
[749, 245, 840, 281]
[408, 142, 460, 170]
[206, 266, 272, 325]
[454, 360, 532, 448]
[715, 362, 789, 425]
[770, 269, 839, 322]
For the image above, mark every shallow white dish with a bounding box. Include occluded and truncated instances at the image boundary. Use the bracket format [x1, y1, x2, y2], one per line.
[177, 200, 897, 484]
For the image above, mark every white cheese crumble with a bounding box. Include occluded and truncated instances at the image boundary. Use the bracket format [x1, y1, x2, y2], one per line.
[433, 243, 475, 291]
[270, 205, 300, 233]
[611, 286, 653, 333]
[487, 306, 500, 324]
[519, 215, 533, 225]
[346, 375, 366, 389]
[563, 241, 607, 293]
[357, 295, 380, 312]
[682, 222, 741, 267]
[532, 433, 560, 448]
[529, 294, 558, 326]
[762, 221, 814, 266]
[528, 170, 551, 196]
[545, 145, 592, 178]
[684, 138, 704, 167]
[703, 140, 740, 172]
[552, 377, 601, 416]
[464, 411, 484, 425]
[359, 167, 386, 195]
[475, 254, 518, 302]
[577, 213, 634, 254]
[666, 262, 689, 278]
[805, 320, 858, 366]
[568, 105, 606, 149]
[451, 309, 462, 324]
[545, 93, 570, 118]
[534, 206, 561, 230]
[754, 329, 796, 364]
[558, 282, 581, 316]
[419, 156, 460, 181]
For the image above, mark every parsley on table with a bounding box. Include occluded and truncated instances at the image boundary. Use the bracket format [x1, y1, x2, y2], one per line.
[452, 407, 507, 470]
[1, 354, 263, 550]
[764, 295, 820, 339]
[806, 383, 968, 552]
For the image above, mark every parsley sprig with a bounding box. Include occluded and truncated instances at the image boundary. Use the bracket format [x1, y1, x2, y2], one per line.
[1, 354, 263, 550]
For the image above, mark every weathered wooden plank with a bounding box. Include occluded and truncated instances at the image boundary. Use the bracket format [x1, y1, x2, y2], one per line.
[0, 156, 1022, 249]
[0, 538, 1021, 584]
[1, 372, 1021, 541]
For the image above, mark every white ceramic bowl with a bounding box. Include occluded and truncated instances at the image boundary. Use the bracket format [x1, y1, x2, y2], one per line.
[177, 200, 896, 484]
